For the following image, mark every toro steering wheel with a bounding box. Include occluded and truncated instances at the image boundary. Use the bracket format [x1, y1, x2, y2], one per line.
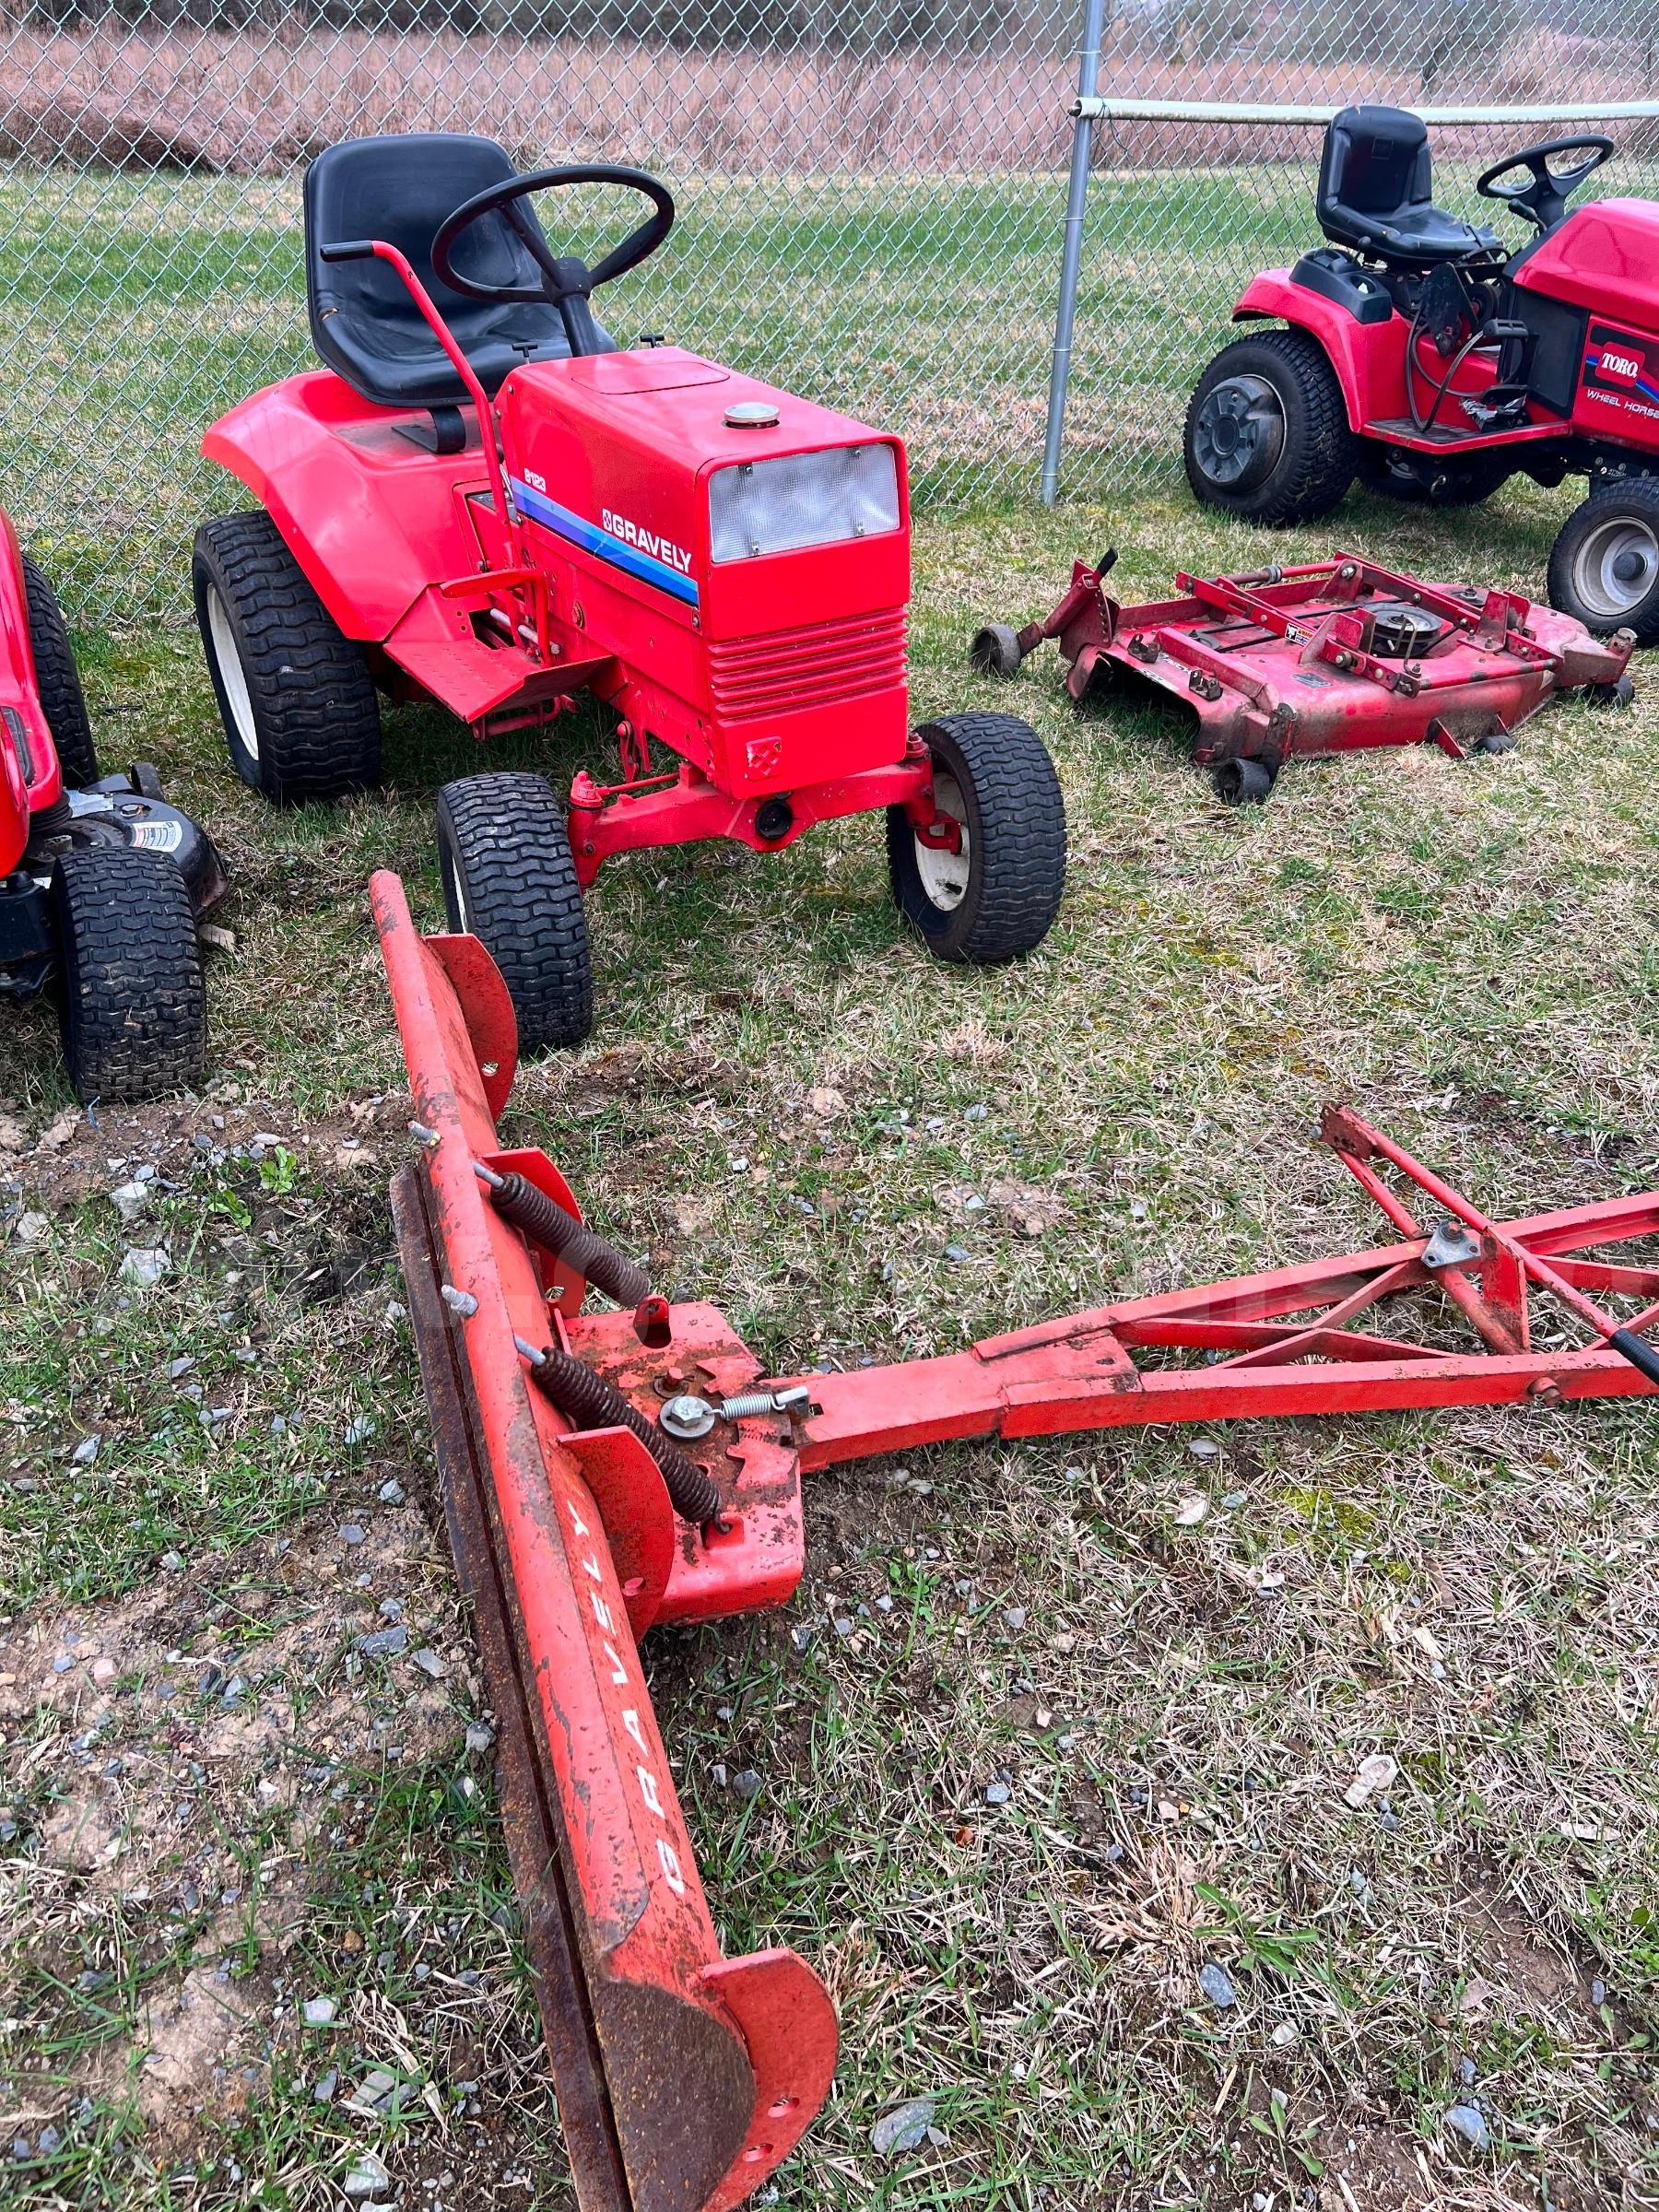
[1476, 134, 1614, 232]
[431, 163, 676, 359]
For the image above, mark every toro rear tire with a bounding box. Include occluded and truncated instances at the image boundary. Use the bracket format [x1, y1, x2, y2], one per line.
[193, 512, 381, 804]
[435, 771, 593, 1054]
[51, 847, 206, 1102]
[1184, 330, 1357, 525]
[887, 712, 1065, 963]
[1547, 483, 1659, 644]
[21, 551, 99, 786]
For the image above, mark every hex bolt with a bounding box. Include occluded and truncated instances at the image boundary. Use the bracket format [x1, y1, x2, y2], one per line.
[441, 1285, 478, 1317]
[660, 1394, 718, 1441]
[409, 1121, 441, 1150]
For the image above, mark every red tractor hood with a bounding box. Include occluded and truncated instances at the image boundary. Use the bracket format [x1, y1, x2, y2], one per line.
[1514, 198, 1659, 333]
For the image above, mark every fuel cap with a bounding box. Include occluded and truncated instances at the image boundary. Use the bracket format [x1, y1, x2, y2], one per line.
[724, 400, 780, 429]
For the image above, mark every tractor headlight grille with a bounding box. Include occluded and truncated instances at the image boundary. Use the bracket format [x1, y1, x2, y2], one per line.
[708, 443, 900, 565]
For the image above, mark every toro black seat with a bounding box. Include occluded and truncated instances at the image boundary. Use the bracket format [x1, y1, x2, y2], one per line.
[1317, 105, 1500, 265]
[304, 133, 613, 415]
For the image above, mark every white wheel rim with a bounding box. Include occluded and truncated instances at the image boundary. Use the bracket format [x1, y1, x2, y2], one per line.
[913, 770, 971, 911]
[1571, 512, 1659, 620]
[206, 584, 259, 762]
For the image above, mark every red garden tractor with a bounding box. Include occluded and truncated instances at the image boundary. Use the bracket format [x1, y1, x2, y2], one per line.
[1, 510, 222, 1101]
[194, 135, 1065, 1053]
[1185, 104, 1659, 645]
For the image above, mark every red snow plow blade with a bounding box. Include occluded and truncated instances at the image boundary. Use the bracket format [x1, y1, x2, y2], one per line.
[371, 872, 835, 2212]
[371, 868, 1658, 2209]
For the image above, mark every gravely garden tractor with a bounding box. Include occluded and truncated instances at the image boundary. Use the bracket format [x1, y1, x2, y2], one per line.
[1, 510, 221, 1100]
[1185, 104, 1659, 645]
[194, 135, 1065, 1051]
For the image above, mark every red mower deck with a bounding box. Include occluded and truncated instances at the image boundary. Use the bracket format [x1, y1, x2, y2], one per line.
[372, 868, 1657, 2212]
[976, 551, 1633, 800]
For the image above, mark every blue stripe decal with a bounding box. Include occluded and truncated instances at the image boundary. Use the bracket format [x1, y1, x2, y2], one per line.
[510, 479, 699, 606]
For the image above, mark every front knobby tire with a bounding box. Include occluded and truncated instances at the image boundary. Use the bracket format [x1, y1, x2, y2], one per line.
[435, 771, 594, 1054]
[52, 847, 206, 1101]
[887, 712, 1065, 963]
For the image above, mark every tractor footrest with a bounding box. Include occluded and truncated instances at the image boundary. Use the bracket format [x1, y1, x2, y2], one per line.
[385, 633, 569, 724]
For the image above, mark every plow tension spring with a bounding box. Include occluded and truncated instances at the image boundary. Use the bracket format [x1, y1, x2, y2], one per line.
[514, 1334, 725, 1528]
[476, 1159, 652, 1308]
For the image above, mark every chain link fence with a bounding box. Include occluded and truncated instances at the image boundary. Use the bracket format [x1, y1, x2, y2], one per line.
[0, 0, 1654, 613]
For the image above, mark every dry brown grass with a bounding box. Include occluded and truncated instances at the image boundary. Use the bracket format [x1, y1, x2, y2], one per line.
[0, 19, 1648, 177]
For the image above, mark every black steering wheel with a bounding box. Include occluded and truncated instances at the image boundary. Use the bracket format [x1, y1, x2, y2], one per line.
[431, 164, 676, 356]
[1476, 134, 1614, 232]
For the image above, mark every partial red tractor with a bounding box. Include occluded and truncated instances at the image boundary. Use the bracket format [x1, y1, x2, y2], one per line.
[1, 512, 222, 1100]
[1186, 105, 1659, 644]
[194, 135, 1065, 1052]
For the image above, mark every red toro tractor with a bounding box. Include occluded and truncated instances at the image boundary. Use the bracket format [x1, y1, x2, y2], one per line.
[372, 867, 1658, 2212]
[194, 135, 1065, 1052]
[1185, 104, 1659, 644]
[1, 512, 222, 1100]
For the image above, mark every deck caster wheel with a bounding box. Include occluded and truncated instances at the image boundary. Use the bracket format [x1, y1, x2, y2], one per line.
[887, 712, 1065, 962]
[970, 624, 1024, 679]
[435, 771, 593, 1055]
[1587, 674, 1635, 708]
[1213, 758, 1276, 805]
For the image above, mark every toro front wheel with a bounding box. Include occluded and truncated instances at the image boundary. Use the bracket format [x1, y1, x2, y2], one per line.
[193, 512, 381, 804]
[1547, 482, 1659, 644]
[1185, 330, 1357, 525]
[435, 772, 593, 1054]
[21, 551, 99, 786]
[51, 848, 206, 1102]
[887, 712, 1065, 963]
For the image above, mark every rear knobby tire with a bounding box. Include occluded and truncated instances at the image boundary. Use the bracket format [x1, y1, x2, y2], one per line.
[193, 511, 381, 804]
[51, 847, 206, 1102]
[1547, 481, 1659, 645]
[435, 771, 594, 1054]
[1184, 329, 1358, 525]
[887, 712, 1065, 963]
[21, 551, 99, 786]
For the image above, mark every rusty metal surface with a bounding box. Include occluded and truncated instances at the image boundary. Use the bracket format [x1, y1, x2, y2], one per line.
[373, 874, 837, 2212]
[391, 1164, 631, 2212]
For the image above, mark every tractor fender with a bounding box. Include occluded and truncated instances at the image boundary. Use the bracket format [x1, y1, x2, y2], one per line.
[202, 371, 480, 644]
[1231, 270, 1402, 432]
[0, 506, 59, 870]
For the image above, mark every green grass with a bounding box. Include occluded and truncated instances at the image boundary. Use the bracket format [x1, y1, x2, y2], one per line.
[3, 471, 1659, 2209]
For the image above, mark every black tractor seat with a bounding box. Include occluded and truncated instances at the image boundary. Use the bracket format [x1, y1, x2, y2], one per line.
[1317, 105, 1500, 266]
[304, 132, 614, 416]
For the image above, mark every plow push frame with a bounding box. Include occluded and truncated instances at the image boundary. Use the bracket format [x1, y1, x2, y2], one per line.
[371, 869, 1658, 2212]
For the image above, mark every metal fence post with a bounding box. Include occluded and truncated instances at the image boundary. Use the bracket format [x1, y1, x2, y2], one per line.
[1039, 0, 1106, 507]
